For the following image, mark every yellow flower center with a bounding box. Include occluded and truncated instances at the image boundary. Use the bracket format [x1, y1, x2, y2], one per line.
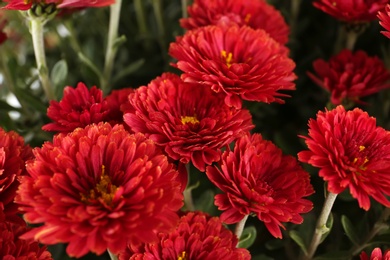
[221, 50, 234, 68]
[352, 145, 369, 171]
[181, 115, 199, 125]
[177, 251, 187, 260]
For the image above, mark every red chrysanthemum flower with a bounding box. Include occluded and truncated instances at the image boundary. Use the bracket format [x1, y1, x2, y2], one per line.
[16, 123, 183, 257]
[308, 49, 390, 105]
[123, 73, 254, 172]
[0, 218, 52, 260]
[119, 211, 251, 260]
[298, 105, 390, 210]
[378, 4, 390, 39]
[169, 25, 296, 108]
[313, 0, 388, 22]
[206, 133, 314, 238]
[42, 82, 109, 133]
[0, 127, 32, 222]
[180, 0, 289, 45]
[104, 88, 135, 126]
[2, 0, 114, 11]
[360, 248, 390, 260]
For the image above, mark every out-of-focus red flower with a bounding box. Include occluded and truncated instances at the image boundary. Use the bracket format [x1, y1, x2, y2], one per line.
[0, 12, 7, 45]
[180, 0, 289, 45]
[42, 82, 109, 133]
[360, 248, 390, 260]
[308, 49, 390, 105]
[378, 4, 390, 39]
[313, 0, 388, 22]
[2, 0, 114, 11]
[0, 127, 32, 222]
[16, 123, 183, 258]
[298, 105, 390, 210]
[169, 25, 296, 108]
[104, 88, 134, 126]
[206, 133, 314, 238]
[119, 211, 251, 260]
[0, 217, 52, 260]
[123, 73, 254, 172]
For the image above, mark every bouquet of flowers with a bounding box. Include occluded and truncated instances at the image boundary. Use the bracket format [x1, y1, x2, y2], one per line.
[0, 0, 390, 259]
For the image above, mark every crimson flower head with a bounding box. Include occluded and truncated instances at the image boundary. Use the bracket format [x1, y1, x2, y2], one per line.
[123, 73, 254, 172]
[0, 127, 32, 222]
[169, 25, 296, 108]
[16, 123, 183, 257]
[2, 0, 114, 11]
[119, 211, 251, 260]
[104, 88, 135, 126]
[206, 133, 314, 238]
[308, 49, 390, 105]
[378, 4, 390, 39]
[298, 105, 390, 210]
[42, 82, 109, 133]
[313, 0, 388, 22]
[180, 0, 289, 45]
[360, 248, 390, 260]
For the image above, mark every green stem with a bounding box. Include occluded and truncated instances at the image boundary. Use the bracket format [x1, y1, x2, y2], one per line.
[30, 17, 55, 101]
[151, 0, 169, 67]
[108, 250, 118, 260]
[345, 30, 358, 51]
[235, 215, 249, 242]
[183, 163, 195, 211]
[302, 192, 338, 260]
[181, 0, 188, 18]
[102, 0, 123, 95]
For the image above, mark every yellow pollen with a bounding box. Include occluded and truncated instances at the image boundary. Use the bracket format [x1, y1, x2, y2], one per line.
[221, 50, 234, 68]
[181, 115, 199, 125]
[244, 14, 251, 23]
[359, 145, 365, 152]
[178, 251, 187, 260]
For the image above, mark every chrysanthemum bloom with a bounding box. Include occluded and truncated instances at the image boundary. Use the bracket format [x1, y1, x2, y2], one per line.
[206, 133, 314, 238]
[298, 105, 390, 210]
[313, 0, 388, 22]
[123, 73, 254, 172]
[0, 218, 52, 260]
[180, 0, 289, 45]
[119, 211, 251, 260]
[169, 25, 296, 108]
[2, 0, 114, 11]
[104, 88, 135, 126]
[378, 4, 390, 39]
[16, 123, 184, 257]
[360, 248, 390, 260]
[0, 128, 32, 222]
[42, 82, 109, 133]
[308, 49, 390, 105]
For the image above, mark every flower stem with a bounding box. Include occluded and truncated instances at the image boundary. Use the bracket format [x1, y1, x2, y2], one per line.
[345, 30, 358, 51]
[30, 17, 55, 101]
[102, 0, 123, 95]
[235, 215, 249, 241]
[302, 192, 338, 260]
[181, 0, 188, 18]
[108, 250, 118, 260]
[183, 163, 195, 211]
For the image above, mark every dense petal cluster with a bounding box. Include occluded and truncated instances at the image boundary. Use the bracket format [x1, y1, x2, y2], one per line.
[298, 105, 390, 210]
[0, 127, 32, 222]
[169, 25, 296, 108]
[308, 49, 390, 105]
[16, 123, 183, 257]
[378, 4, 390, 39]
[42, 82, 109, 133]
[104, 88, 134, 126]
[123, 73, 254, 171]
[360, 248, 390, 260]
[119, 211, 251, 260]
[180, 0, 289, 45]
[313, 0, 388, 22]
[206, 133, 314, 238]
[2, 0, 114, 10]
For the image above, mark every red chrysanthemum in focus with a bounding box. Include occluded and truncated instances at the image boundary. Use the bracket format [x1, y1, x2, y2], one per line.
[0, 217, 52, 260]
[298, 105, 390, 210]
[180, 0, 289, 45]
[313, 0, 388, 22]
[2, 0, 114, 11]
[104, 88, 134, 126]
[123, 73, 254, 172]
[42, 82, 109, 133]
[378, 4, 390, 39]
[16, 123, 183, 257]
[308, 49, 390, 105]
[169, 25, 296, 108]
[119, 211, 251, 260]
[360, 248, 390, 260]
[0, 127, 32, 222]
[206, 133, 314, 238]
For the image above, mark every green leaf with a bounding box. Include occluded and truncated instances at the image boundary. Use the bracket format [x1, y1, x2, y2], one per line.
[290, 230, 308, 255]
[0, 100, 20, 111]
[14, 88, 47, 114]
[313, 250, 350, 260]
[238, 226, 257, 249]
[194, 189, 215, 214]
[341, 215, 360, 245]
[112, 59, 145, 83]
[51, 60, 68, 85]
